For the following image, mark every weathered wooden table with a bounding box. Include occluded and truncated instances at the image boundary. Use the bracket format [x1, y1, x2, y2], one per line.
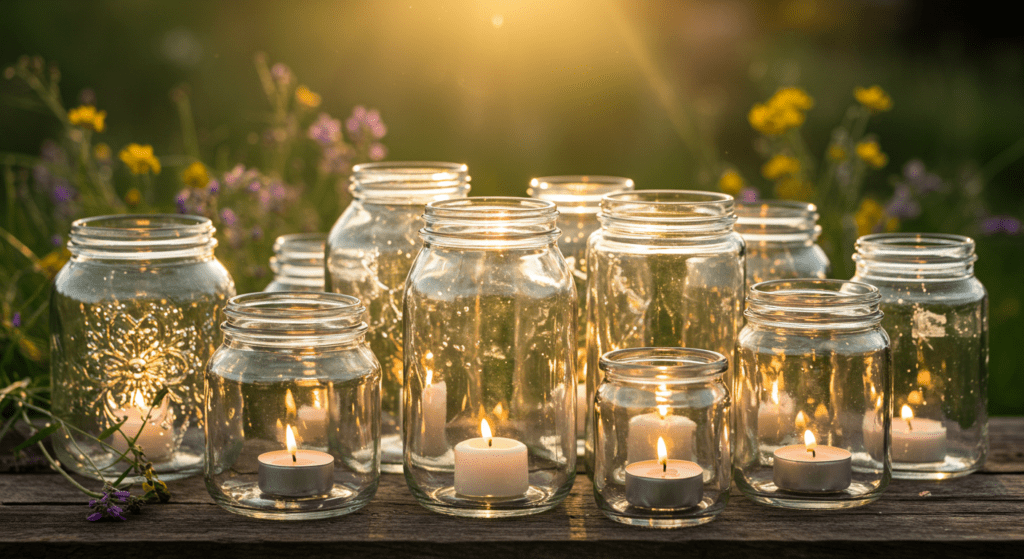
[1, 417, 1022, 557]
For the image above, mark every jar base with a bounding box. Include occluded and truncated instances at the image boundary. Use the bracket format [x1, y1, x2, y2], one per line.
[892, 457, 981, 481]
[208, 480, 374, 520]
[601, 510, 718, 529]
[737, 470, 886, 510]
[743, 491, 882, 510]
[412, 484, 568, 518]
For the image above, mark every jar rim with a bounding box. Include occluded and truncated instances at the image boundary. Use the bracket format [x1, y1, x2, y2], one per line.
[600, 347, 728, 384]
[225, 292, 363, 323]
[748, 279, 880, 307]
[528, 175, 635, 205]
[350, 161, 470, 203]
[425, 196, 557, 218]
[855, 233, 976, 262]
[599, 190, 736, 231]
[273, 233, 327, 260]
[68, 214, 217, 259]
[71, 214, 213, 237]
[735, 200, 817, 220]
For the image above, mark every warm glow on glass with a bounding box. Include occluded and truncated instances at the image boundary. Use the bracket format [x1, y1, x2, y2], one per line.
[312, 389, 322, 410]
[770, 380, 779, 405]
[131, 389, 148, 410]
[795, 410, 807, 431]
[285, 388, 296, 416]
[425, 368, 433, 386]
[657, 404, 669, 419]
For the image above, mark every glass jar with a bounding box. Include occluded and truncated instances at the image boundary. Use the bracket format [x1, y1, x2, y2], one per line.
[852, 233, 987, 480]
[528, 175, 635, 456]
[326, 162, 470, 473]
[735, 200, 830, 289]
[735, 279, 891, 509]
[593, 348, 730, 528]
[584, 190, 745, 478]
[403, 197, 577, 518]
[265, 233, 326, 292]
[50, 215, 235, 481]
[204, 292, 380, 520]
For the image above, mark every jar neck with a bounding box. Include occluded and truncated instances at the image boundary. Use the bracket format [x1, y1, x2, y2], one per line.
[350, 161, 470, 205]
[600, 347, 728, 386]
[528, 175, 634, 215]
[598, 190, 737, 238]
[221, 292, 367, 349]
[68, 214, 217, 262]
[744, 279, 882, 330]
[854, 233, 977, 282]
[270, 233, 325, 286]
[421, 197, 560, 249]
[735, 200, 821, 245]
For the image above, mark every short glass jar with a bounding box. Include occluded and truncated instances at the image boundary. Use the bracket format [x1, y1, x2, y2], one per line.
[735, 280, 891, 509]
[265, 233, 326, 292]
[528, 175, 635, 456]
[403, 197, 577, 518]
[852, 233, 988, 480]
[593, 348, 730, 528]
[584, 190, 745, 477]
[204, 292, 380, 520]
[50, 215, 234, 481]
[326, 162, 470, 473]
[735, 200, 829, 289]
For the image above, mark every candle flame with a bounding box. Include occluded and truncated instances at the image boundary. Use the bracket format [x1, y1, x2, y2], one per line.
[285, 425, 298, 462]
[657, 436, 668, 471]
[480, 419, 492, 445]
[901, 404, 914, 431]
[657, 404, 669, 419]
[771, 381, 779, 405]
[804, 430, 817, 457]
[425, 368, 433, 386]
[285, 388, 296, 416]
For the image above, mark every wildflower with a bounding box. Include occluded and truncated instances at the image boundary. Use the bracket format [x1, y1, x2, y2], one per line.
[901, 160, 942, 195]
[346, 106, 388, 141]
[885, 184, 920, 219]
[827, 144, 846, 161]
[738, 187, 760, 204]
[67, 105, 106, 133]
[39, 247, 71, 279]
[295, 85, 322, 109]
[124, 188, 142, 207]
[52, 182, 77, 205]
[119, 144, 161, 175]
[175, 191, 189, 214]
[11, 312, 21, 328]
[773, 87, 814, 111]
[775, 178, 814, 201]
[93, 143, 112, 162]
[181, 161, 210, 189]
[748, 87, 813, 136]
[854, 85, 893, 112]
[368, 142, 387, 161]
[308, 113, 341, 146]
[718, 169, 744, 195]
[856, 141, 888, 169]
[142, 464, 170, 503]
[86, 485, 145, 521]
[854, 198, 898, 237]
[271, 63, 293, 85]
[219, 208, 237, 226]
[51, 235, 63, 247]
[761, 154, 801, 180]
[980, 215, 1022, 236]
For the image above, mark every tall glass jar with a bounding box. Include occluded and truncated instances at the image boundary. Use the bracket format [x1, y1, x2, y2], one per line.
[735, 280, 891, 509]
[735, 200, 829, 289]
[50, 215, 235, 480]
[326, 162, 470, 473]
[265, 233, 326, 292]
[205, 292, 380, 520]
[852, 233, 987, 480]
[528, 175, 635, 456]
[593, 348, 731, 528]
[584, 190, 745, 477]
[403, 197, 577, 518]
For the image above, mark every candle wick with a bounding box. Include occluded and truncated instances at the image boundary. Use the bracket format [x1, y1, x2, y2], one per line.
[488, 438, 492, 447]
[292, 453, 297, 463]
[663, 462, 667, 473]
[907, 419, 913, 431]
[811, 449, 816, 458]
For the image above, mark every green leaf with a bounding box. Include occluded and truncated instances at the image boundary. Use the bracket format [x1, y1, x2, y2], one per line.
[13, 422, 60, 451]
[150, 387, 169, 408]
[97, 417, 127, 441]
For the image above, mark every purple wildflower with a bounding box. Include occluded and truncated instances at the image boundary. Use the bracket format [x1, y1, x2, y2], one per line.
[208, 179, 220, 195]
[885, 184, 921, 219]
[320, 145, 352, 174]
[901, 160, 942, 195]
[368, 143, 387, 161]
[308, 113, 342, 146]
[738, 187, 759, 204]
[86, 486, 132, 522]
[271, 63, 293, 85]
[347, 106, 367, 134]
[980, 215, 1022, 236]
[223, 164, 247, 189]
[270, 182, 286, 200]
[52, 182, 77, 204]
[11, 312, 20, 328]
[247, 180, 261, 193]
[176, 191, 190, 214]
[51, 234, 63, 247]
[219, 208, 237, 226]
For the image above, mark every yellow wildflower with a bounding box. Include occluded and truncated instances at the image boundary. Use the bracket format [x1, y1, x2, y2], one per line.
[181, 161, 210, 189]
[295, 85, 322, 109]
[827, 144, 846, 161]
[854, 198, 888, 237]
[67, 105, 106, 132]
[761, 154, 801, 180]
[718, 170, 744, 195]
[119, 144, 161, 175]
[854, 85, 893, 112]
[93, 143, 112, 162]
[856, 140, 888, 169]
[775, 177, 814, 201]
[748, 87, 814, 136]
[39, 247, 71, 280]
[772, 87, 814, 111]
[124, 188, 142, 206]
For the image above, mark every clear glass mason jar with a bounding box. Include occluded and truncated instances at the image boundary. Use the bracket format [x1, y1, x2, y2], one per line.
[204, 292, 380, 520]
[528, 175, 635, 456]
[593, 348, 730, 528]
[265, 233, 326, 292]
[852, 233, 987, 480]
[326, 162, 470, 473]
[735, 280, 891, 509]
[584, 190, 745, 478]
[735, 200, 830, 289]
[50, 215, 235, 481]
[403, 197, 577, 518]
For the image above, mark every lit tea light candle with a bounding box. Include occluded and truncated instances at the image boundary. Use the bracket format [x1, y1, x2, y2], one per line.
[109, 390, 174, 462]
[892, 405, 947, 463]
[297, 389, 329, 443]
[258, 425, 335, 497]
[576, 383, 587, 437]
[454, 419, 529, 498]
[627, 405, 696, 462]
[773, 430, 851, 493]
[757, 380, 794, 441]
[625, 437, 703, 509]
[419, 369, 448, 456]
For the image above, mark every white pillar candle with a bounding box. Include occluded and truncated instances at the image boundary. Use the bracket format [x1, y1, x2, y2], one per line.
[575, 383, 587, 437]
[891, 405, 947, 463]
[454, 419, 529, 498]
[757, 381, 794, 441]
[109, 391, 173, 462]
[773, 430, 851, 492]
[419, 370, 448, 456]
[625, 437, 703, 509]
[258, 426, 335, 497]
[627, 407, 696, 463]
[297, 391, 329, 444]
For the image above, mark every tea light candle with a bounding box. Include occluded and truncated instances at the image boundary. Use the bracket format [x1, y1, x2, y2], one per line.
[419, 369, 448, 456]
[109, 390, 173, 461]
[258, 425, 335, 497]
[454, 419, 529, 498]
[757, 381, 794, 441]
[627, 406, 696, 462]
[625, 437, 703, 509]
[892, 405, 947, 463]
[773, 430, 851, 493]
[576, 383, 587, 437]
